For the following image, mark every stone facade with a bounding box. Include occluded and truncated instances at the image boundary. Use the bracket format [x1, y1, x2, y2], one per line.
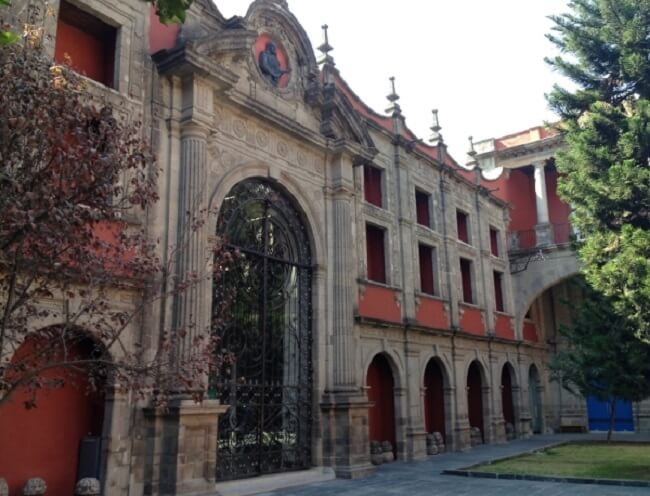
[3, 1, 650, 495]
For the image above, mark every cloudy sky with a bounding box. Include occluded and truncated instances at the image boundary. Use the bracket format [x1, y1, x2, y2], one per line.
[212, 0, 571, 162]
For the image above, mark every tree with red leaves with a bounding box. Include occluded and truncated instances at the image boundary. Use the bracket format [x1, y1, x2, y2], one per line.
[0, 18, 232, 410]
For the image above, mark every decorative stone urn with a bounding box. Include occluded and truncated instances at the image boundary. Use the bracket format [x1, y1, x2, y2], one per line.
[75, 478, 100, 496]
[0, 478, 8, 496]
[370, 441, 384, 465]
[23, 478, 46, 496]
[433, 431, 445, 453]
[425, 434, 438, 455]
[381, 441, 394, 463]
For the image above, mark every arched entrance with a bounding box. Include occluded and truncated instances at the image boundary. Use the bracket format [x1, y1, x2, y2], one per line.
[213, 179, 313, 480]
[501, 363, 516, 438]
[529, 365, 543, 434]
[423, 359, 446, 440]
[467, 361, 485, 443]
[0, 331, 106, 495]
[367, 354, 397, 456]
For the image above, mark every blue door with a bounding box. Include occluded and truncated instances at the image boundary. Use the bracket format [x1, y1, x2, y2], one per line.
[586, 397, 634, 431]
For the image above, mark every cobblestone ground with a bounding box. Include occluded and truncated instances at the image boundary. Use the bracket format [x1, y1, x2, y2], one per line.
[261, 434, 650, 496]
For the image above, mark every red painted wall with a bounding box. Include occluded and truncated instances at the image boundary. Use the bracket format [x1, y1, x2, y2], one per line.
[523, 320, 539, 342]
[367, 355, 396, 453]
[148, 5, 179, 53]
[358, 284, 402, 323]
[55, 18, 115, 87]
[0, 339, 104, 496]
[546, 168, 572, 243]
[424, 360, 446, 439]
[467, 362, 484, 441]
[501, 366, 515, 425]
[459, 305, 485, 335]
[415, 296, 449, 329]
[495, 314, 515, 340]
[506, 169, 537, 247]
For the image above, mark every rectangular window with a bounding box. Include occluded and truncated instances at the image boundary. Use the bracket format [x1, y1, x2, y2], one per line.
[415, 190, 431, 228]
[418, 244, 436, 295]
[364, 165, 383, 207]
[456, 210, 470, 244]
[460, 258, 474, 304]
[493, 271, 504, 312]
[489, 227, 500, 256]
[366, 224, 386, 283]
[55, 1, 117, 88]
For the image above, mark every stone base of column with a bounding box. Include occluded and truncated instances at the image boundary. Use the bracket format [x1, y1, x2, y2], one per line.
[490, 418, 507, 444]
[141, 399, 228, 496]
[535, 223, 552, 247]
[453, 421, 471, 451]
[518, 415, 533, 439]
[320, 391, 375, 479]
[404, 427, 428, 461]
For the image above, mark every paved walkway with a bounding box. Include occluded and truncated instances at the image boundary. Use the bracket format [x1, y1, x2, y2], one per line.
[261, 434, 650, 495]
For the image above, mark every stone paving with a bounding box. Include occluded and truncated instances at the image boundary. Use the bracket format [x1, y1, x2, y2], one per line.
[260, 434, 650, 495]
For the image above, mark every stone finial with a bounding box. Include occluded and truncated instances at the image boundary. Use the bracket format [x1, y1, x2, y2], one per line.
[75, 478, 100, 496]
[466, 135, 478, 168]
[385, 77, 401, 115]
[0, 478, 8, 496]
[317, 24, 335, 66]
[23, 478, 46, 496]
[429, 109, 444, 146]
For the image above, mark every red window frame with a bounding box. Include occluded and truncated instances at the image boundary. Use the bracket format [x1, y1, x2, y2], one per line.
[493, 271, 504, 312]
[457, 210, 470, 244]
[418, 244, 435, 295]
[364, 165, 383, 208]
[366, 224, 386, 283]
[460, 258, 474, 304]
[489, 227, 499, 257]
[415, 190, 431, 228]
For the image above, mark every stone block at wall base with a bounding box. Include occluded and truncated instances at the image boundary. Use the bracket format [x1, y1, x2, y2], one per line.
[320, 392, 375, 480]
[141, 400, 228, 496]
[404, 427, 428, 461]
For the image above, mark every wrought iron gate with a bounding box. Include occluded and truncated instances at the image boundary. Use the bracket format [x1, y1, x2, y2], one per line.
[213, 179, 312, 481]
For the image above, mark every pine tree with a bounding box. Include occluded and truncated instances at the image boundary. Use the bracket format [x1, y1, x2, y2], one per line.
[547, 0, 650, 341]
[550, 280, 650, 441]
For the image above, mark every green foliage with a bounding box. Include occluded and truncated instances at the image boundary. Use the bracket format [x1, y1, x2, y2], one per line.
[1, 0, 19, 46]
[146, 0, 194, 24]
[550, 280, 650, 437]
[547, 0, 650, 341]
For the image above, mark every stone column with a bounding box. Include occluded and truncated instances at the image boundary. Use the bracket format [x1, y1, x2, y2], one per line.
[321, 153, 373, 479]
[533, 161, 552, 246]
[332, 190, 356, 388]
[173, 122, 209, 362]
[404, 345, 427, 461]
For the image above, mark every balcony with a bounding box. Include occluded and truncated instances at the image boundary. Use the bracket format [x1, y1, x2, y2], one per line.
[507, 222, 573, 252]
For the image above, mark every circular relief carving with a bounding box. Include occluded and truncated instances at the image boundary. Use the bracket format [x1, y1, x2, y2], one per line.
[277, 140, 289, 157]
[256, 130, 269, 148]
[233, 119, 247, 139]
[297, 150, 307, 165]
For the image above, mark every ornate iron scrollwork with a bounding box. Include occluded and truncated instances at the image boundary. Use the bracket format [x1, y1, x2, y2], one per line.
[213, 179, 312, 480]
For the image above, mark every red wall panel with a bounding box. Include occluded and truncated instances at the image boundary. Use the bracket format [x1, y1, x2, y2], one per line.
[415, 296, 449, 329]
[358, 284, 402, 323]
[495, 314, 515, 340]
[459, 304, 485, 335]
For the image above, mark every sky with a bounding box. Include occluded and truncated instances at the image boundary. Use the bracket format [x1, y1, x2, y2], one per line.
[212, 0, 571, 162]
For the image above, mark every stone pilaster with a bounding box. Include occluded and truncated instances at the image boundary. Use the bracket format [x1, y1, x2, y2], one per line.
[332, 192, 356, 389]
[173, 123, 210, 362]
[533, 161, 552, 246]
